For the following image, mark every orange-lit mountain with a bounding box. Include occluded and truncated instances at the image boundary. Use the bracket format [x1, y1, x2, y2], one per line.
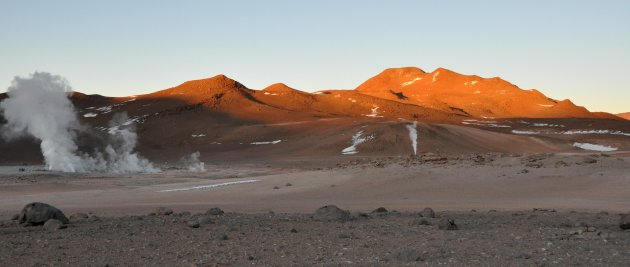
[356, 67, 616, 119]
[1, 67, 628, 165]
[618, 112, 630, 120]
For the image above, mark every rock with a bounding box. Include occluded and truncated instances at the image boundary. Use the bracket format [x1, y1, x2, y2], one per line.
[395, 249, 423, 262]
[179, 211, 191, 217]
[273, 186, 280, 189]
[619, 214, 630, 230]
[583, 158, 597, 164]
[69, 213, 89, 222]
[154, 207, 173, 216]
[285, 183, 293, 187]
[18, 202, 69, 226]
[371, 207, 388, 213]
[555, 161, 568, 167]
[410, 219, 431, 226]
[11, 214, 19, 220]
[43, 219, 66, 231]
[206, 207, 225, 216]
[186, 220, 200, 228]
[196, 215, 213, 224]
[420, 208, 436, 218]
[313, 205, 351, 222]
[438, 218, 458, 230]
[290, 228, 298, 233]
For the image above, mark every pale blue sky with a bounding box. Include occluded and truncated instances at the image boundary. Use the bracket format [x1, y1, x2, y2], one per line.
[1, 1, 629, 113]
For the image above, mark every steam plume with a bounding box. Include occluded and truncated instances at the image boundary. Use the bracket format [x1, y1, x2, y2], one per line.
[182, 151, 206, 172]
[406, 121, 418, 156]
[0, 72, 157, 173]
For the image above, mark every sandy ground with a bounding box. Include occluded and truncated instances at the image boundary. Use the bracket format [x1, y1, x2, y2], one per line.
[1, 152, 630, 266]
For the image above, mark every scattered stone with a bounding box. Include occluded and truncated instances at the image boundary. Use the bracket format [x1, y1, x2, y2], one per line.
[43, 219, 67, 231]
[216, 234, 229, 240]
[18, 202, 69, 226]
[273, 186, 280, 189]
[583, 158, 597, 164]
[438, 218, 458, 230]
[371, 207, 388, 213]
[154, 207, 173, 216]
[420, 208, 436, 218]
[619, 214, 630, 230]
[290, 228, 298, 233]
[285, 183, 293, 187]
[313, 205, 351, 222]
[555, 161, 568, 167]
[421, 152, 447, 163]
[410, 219, 431, 226]
[196, 215, 213, 225]
[206, 208, 225, 216]
[69, 213, 89, 222]
[186, 220, 200, 228]
[394, 249, 423, 262]
[179, 211, 191, 217]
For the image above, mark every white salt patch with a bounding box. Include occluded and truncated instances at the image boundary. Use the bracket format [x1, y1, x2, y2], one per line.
[191, 134, 206, 138]
[573, 142, 618, 152]
[406, 121, 418, 155]
[251, 140, 282, 145]
[512, 130, 539, 135]
[83, 113, 97, 118]
[401, 77, 422, 87]
[342, 131, 374, 155]
[158, 179, 259, 192]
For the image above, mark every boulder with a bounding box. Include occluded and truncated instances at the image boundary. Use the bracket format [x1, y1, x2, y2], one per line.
[154, 207, 173, 216]
[206, 207, 225, 216]
[620, 214, 630, 230]
[313, 205, 350, 222]
[18, 202, 69, 226]
[420, 207, 436, 218]
[438, 218, 458, 230]
[43, 219, 67, 231]
[371, 207, 388, 213]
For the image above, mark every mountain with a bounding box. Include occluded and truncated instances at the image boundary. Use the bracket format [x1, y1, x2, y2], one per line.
[356, 67, 616, 119]
[617, 112, 630, 120]
[1, 67, 628, 165]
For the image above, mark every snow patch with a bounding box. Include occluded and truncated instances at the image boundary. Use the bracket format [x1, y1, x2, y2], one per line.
[532, 123, 565, 127]
[347, 98, 357, 103]
[462, 119, 511, 128]
[512, 130, 539, 135]
[365, 105, 383, 118]
[342, 131, 374, 155]
[401, 77, 422, 87]
[83, 113, 98, 118]
[464, 81, 478, 86]
[191, 134, 206, 138]
[432, 71, 440, 82]
[562, 130, 630, 136]
[158, 179, 259, 192]
[251, 140, 282, 145]
[263, 92, 278, 96]
[538, 104, 554, 107]
[573, 142, 618, 152]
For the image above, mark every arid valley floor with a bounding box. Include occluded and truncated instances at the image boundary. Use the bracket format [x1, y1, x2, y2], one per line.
[1, 152, 630, 266]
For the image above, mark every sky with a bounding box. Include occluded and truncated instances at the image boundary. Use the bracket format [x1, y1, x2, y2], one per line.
[1, 0, 629, 113]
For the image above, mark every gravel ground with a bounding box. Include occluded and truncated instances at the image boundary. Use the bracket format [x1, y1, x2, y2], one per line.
[1, 207, 629, 266]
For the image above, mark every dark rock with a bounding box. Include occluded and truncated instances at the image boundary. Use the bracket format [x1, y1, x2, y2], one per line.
[69, 213, 89, 222]
[555, 161, 568, 167]
[290, 228, 298, 233]
[18, 202, 69, 226]
[273, 186, 280, 189]
[206, 207, 225, 216]
[410, 219, 431, 226]
[178, 211, 191, 217]
[438, 218, 458, 230]
[196, 215, 213, 224]
[395, 249, 423, 262]
[43, 219, 66, 231]
[420, 208, 436, 218]
[11, 214, 19, 220]
[186, 220, 200, 228]
[285, 183, 293, 187]
[371, 207, 388, 213]
[620, 214, 630, 230]
[154, 207, 173, 216]
[313, 205, 351, 222]
[583, 158, 597, 164]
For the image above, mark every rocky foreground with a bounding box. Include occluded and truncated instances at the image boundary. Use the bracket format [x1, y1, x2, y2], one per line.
[2, 205, 630, 266]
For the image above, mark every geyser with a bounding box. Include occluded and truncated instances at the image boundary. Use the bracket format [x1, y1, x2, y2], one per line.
[0, 72, 157, 173]
[406, 121, 418, 156]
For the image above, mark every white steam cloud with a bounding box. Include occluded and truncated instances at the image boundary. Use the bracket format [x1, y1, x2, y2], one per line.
[0, 72, 158, 173]
[182, 151, 206, 172]
[406, 121, 418, 156]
